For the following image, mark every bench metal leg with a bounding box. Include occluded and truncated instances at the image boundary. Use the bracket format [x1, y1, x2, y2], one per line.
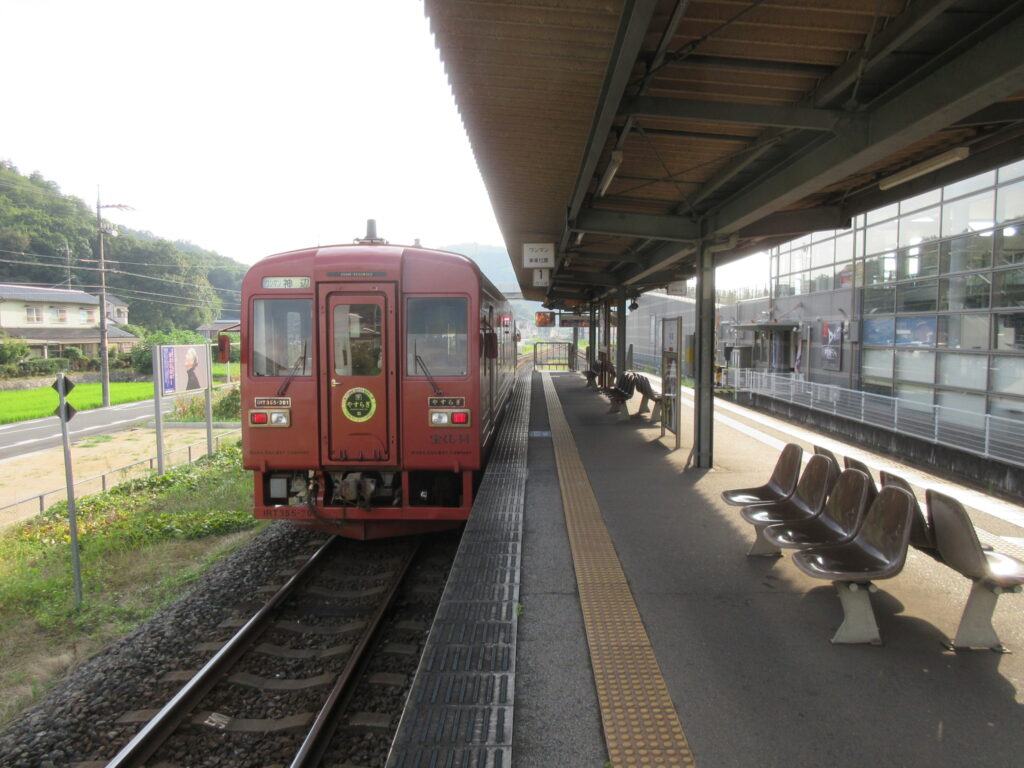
[636, 394, 651, 414]
[650, 401, 662, 423]
[949, 580, 1019, 653]
[831, 581, 881, 645]
[747, 526, 781, 557]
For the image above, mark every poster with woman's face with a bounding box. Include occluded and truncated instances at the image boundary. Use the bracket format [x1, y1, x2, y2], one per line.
[160, 344, 210, 394]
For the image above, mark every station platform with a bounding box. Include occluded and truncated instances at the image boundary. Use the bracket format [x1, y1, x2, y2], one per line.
[391, 369, 1024, 768]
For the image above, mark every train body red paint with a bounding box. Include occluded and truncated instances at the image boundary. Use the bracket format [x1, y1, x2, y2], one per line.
[239, 237, 515, 539]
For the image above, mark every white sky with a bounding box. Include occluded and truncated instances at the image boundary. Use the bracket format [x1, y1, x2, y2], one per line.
[1, 0, 765, 289]
[1, 0, 503, 265]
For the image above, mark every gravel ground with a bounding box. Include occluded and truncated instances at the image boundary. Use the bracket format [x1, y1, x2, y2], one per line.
[0, 522, 326, 768]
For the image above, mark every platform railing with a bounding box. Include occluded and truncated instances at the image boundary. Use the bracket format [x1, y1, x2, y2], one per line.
[726, 369, 1024, 469]
[533, 341, 575, 370]
[0, 428, 242, 524]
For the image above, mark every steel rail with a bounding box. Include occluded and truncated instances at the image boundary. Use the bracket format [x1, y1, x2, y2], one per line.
[290, 542, 421, 768]
[104, 535, 339, 768]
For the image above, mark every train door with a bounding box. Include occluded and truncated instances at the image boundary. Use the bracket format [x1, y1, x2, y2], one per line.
[487, 305, 495, 418]
[322, 287, 396, 463]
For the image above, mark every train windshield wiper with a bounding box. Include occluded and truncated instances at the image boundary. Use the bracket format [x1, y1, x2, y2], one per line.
[415, 352, 442, 396]
[276, 341, 307, 397]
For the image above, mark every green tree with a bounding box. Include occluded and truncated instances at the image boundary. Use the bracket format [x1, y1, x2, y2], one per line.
[0, 333, 29, 365]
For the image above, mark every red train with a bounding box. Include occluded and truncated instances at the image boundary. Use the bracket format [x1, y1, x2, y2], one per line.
[238, 223, 516, 539]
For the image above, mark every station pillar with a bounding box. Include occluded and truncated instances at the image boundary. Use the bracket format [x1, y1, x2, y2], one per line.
[693, 243, 714, 468]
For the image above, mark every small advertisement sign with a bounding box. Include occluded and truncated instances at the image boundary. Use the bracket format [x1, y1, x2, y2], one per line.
[661, 317, 683, 450]
[535, 311, 556, 328]
[822, 322, 843, 371]
[522, 242, 555, 269]
[159, 344, 211, 394]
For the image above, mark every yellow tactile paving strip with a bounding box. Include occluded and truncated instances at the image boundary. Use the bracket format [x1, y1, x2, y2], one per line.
[542, 373, 696, 768]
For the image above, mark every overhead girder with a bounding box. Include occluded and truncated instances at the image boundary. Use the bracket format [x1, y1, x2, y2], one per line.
[622, 97, 843, 131]
[570, 208, 699, 242]
[702, 9, 1024, 239]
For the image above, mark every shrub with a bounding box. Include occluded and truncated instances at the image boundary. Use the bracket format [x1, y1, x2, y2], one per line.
[213, 385, 241, 421]
[19, 358, 69, 376]
[0, 334, 29, 366]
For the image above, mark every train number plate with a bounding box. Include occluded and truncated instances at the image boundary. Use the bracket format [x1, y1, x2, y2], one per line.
[428, 397, 465, 407]
[255, 397, 292, 407]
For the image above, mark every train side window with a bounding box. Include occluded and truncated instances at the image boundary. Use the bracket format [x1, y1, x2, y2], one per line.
[407, 297, 468, 376]
[252, 299, 313, 377]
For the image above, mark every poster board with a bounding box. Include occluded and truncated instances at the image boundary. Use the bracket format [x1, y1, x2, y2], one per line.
[661, 317, 682, 450]
[159, 344, 211, 395]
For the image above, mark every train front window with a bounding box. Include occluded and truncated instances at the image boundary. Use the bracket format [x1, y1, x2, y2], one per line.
[406, 297, 468, 376]
[252, 299, 313, 376]
[334, 304, 382, 376]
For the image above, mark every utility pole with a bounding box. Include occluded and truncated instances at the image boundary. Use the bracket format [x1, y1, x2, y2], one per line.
[95, 190, 132, 408]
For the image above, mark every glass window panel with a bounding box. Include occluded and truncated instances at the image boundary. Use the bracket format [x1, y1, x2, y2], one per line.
[938, 390, 985, 413]
[792, 234, 812, 249]
[866, 219, 898, 255]
[863, 252, 897, 285]
[993, 268, 1024, 308]
[896, 349, 935, 382]
[944, 171, 996, 201]
[863, 348, 893, 378]
[406, 297, 469, 376]
[997, 226, 1024, 266]
[866, 203, 899, 225]
[899, 207, 940, 248]
[896, 279, 937, 313]
[942, 190, 995, 237]
[864, 317, 895, 346]
[993, 312, 1024, 350]
[989, 395, 1024, 421]
[864, 283, 895, 314]
[898, 242, 939, 279]
[862, 378, 893, 396]
[896, 316, 936, 346]
[938, 352, 987, 389]
[895, 382, 934, 405]
[773, 251, 789, 275]
[775, 275, 794, 297]
[996, 180, 1024, 225]
[836, 261, 854, 289]
[900, 188, 942, 213]
[999, 159, 1024, 183]
[811, 240, 834, 268]
[809, 265, 833, 292]
[792, 272, 810, 296]
[990, 355, 1024, 395]
[811, 229, 836, 243]
[938, 314, 989, 350]
[251, 299, 313, 377]
[790, 245, 810, 272]
[333, 304, 381, 376]
[940, 232, 993, 272]
[835, 232, 855, 262]
[940, 274, 990, 310]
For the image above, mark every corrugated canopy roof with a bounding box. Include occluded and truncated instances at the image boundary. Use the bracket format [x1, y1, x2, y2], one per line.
[426, 0, 1024, 305]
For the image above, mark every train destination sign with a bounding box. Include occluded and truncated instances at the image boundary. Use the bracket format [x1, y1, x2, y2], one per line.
[559, 314, 589, 327]
[262, 276, 311, 289]
[429, 397, 465, 407]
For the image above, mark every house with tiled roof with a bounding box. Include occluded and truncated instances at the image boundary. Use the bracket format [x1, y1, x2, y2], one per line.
[0, 284, 140, 358]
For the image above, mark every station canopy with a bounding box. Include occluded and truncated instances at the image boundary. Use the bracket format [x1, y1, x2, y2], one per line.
[424, 0, 1024, 307]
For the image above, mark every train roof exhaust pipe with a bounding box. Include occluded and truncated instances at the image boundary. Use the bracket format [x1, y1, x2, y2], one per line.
[356, 219, 387, 244]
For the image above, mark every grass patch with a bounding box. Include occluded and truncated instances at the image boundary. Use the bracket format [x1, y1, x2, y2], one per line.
[0, 382, 155, 424]
[0, 441, 261, 727]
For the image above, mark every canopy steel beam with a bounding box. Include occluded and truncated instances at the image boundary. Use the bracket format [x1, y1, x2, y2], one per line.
[623, 97, 843, 131]
[572, 208, 699, 242]
[703, 11, 1024, 238]
[738, 207, 850, 238]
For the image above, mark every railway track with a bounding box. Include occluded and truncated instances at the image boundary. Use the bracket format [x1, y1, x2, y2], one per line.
[71, 532, 458, 768]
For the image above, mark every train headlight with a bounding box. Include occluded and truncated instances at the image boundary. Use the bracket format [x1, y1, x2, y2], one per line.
[249, 409, 291, 427]
[270, 411, 289, 425]
[430, 411, 450, 426]
[428, 409, 471, 427]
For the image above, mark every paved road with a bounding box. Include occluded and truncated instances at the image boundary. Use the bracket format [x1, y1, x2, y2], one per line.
[0, 395, 181, 461]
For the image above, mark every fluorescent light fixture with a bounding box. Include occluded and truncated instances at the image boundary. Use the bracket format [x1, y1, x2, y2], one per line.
[878, 147, 970, 191]
[596, 150, 624, 197]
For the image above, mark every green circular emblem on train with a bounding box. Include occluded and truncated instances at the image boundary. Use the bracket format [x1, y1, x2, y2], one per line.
[342, 387, 376, 422]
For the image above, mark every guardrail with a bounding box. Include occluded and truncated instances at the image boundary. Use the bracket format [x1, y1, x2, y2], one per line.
[1, 428, 242, 524]
[726, 369, 1024, 469]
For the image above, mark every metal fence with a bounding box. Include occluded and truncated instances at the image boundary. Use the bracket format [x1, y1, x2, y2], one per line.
[1, 428, 242, 523]
[725, 369, 1024, 469]
[533, 342, 576, 370]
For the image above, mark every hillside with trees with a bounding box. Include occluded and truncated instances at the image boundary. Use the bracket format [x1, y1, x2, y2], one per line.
[0, 162, 245, 330]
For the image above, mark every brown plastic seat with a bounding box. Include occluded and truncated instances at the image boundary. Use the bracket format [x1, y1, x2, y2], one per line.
[927, 489, 1024, 651]
[721, 443, 803, 507]
[813, 445, 841, 495]
[790, 486, 915, 644]
[633, 373, 663, 421]
[879, 470, 934, 550]
[843, 456, 878, 507]
[738, 453, 835, 556]
[761, 468, 871, 551]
